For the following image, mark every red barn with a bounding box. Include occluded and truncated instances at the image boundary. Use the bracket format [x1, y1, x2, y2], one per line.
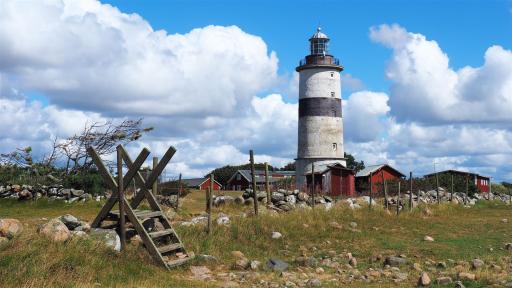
[227, 170, 295, 191]
[423, 170, 490, 193]
[304, 163, 356, 197]
[182, 178, 222, 191]
[355, 164, 405, 194]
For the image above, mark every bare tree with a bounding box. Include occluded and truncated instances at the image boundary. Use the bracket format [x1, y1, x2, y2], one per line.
[59, 118, 153, 174]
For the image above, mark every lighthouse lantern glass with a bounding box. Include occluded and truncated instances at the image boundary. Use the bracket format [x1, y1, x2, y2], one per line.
[310, 38, 328, 55]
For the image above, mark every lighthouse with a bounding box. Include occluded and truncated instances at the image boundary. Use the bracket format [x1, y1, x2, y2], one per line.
[295, 28, 346, 188]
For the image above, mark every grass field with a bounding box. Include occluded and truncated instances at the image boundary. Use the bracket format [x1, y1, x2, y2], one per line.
[1, 192, 512, 287]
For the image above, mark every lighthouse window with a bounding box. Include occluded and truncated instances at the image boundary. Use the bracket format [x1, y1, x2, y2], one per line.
[330, 72, 334, 77]
[332, 109, 336, 116]
[331, 92, 335, 97]
[332, 143, 337, 151]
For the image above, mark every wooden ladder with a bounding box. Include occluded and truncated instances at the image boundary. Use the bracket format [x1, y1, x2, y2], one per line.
[87, 145, 193, 269]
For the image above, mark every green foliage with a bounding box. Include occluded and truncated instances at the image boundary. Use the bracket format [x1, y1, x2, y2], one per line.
[206, 163, 276, 187]
[62, 170, 105, 195]
[491, 183, 509, 194]
[344, 152, 365, 172]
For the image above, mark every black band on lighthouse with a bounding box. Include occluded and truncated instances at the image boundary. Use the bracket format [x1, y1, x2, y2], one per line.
[299, 98, 342, 118]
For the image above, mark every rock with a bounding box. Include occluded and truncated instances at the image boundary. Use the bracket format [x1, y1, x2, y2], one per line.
[74, 221, 91, 232]
[216, 214, 230, 225]
[271, 231, 282, 239]
[190, 266, 212, 281]
[297, 192, 309, 202]
[0, 218, 23, 239]
[90, 228, 121, 251]
[436, 276, 453, 285]
[412, 262, 422, 271]
[502, 218, 508, 223]
[315, 267, 324, 274]
[384, 256, 407, 267]
[423, 235, 434, 242]
[234, 196, 244, 205]
[505, 243, 512, 251]
[295, 256, 318, 267]
[349, 222, 357, 228]
[70, 189, 84, 197]
[234, 258, 250, 270]
[271, 192, 285, 202]
[306, 278, 322, 287]
[244, 198, 254, 206]
[418, 272, 431, 286]
[267, 258, 289, 272]
[71, 230, 88, 238]
[329, 221, 343, 229]
[454, 280, 466, 288]
[436, 261, 447, 269]
[349, 257, 357, 267]
[458, 272, 475, 281]
[250, 260, 261, 270]
[231, 251, 245, 258]
[197, 254, 218, 263]
[59, 214, 82, 230]
[471, 258, 484, 269]
[38, 218, 71, 242]
[129, 235, 143, 246]
[0, 236, 9, 245]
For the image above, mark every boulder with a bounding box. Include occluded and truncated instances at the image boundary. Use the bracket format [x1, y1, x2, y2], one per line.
[59, 214, 82, 230]
[471, 258, 484, 269]
[0, 236, 9, 245]
[458, 272, 475, 281]
[216, 214, 230, 225]
[267, 258, 289, 272]
[234, 196, 244, 205]
[271, 192, 285, 202]
[436, 276, 453, 285]
[297, 192, 309, 202]
[70, 189, 84, 197]
[384, 256, 407, 267]
[234, 257, 250, 270]
[271, 231, 282, 239]
[38, 218, 71, 242]
[418, 272, 431, 286]
[423, 235, 434, 242]
[0, 218, 23, 239]
[90, 228, 121, 251]
[249, 260, 261, 270]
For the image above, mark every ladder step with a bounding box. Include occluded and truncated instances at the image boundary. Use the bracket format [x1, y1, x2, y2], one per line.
[149, 229, 174, 238]
[108, 210, 162, 219]
[166, 256, 193, 268]
[136, 210, 162, 219]
[158, 243, 183, 254]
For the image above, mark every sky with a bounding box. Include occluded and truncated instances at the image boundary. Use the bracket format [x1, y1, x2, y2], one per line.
[0, 0, 511, 182]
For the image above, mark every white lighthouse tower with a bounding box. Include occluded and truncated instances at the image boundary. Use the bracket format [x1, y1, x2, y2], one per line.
[295, 27, 346, 188]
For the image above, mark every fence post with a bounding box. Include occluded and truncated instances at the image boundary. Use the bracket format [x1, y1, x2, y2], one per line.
[176, 173, 182, 211]
[249, 150, 258, 215]
[381, 171, 388, 210]
[436, 170, 440, 204]
[152, 157, 158, 195]
[264, 162, 270, 207]
[409, 172, 413, 211]
[117, 146, 126, 251]
[311, 163, 315, 208]
[369, 172, 373, 210]
[450, 174, 454, 201]
[465, 175, 469, 204]
[397, 182, 401, 216]
[207, 173, 213, 234]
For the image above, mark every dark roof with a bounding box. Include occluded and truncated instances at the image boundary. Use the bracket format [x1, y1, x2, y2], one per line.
[304, 162, 353, 175]
[423, 169, 490, 179]
[181, 178, 222, 188]
[356, 164, 405, 178]
[227, 170, 295, 184]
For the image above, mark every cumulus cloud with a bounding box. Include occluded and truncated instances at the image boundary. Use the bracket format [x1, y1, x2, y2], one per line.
[344, 91, 390, 142]
[370, 24, 512, 124]
[0, 0, 278, 117]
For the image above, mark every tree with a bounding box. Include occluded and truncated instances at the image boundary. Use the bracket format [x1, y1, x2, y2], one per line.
[344, 152, 365, 173]
[280, 162, 296, 171]
[58, 118, 153, 174]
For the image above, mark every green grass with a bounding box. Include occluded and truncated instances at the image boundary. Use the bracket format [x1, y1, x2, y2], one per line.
[1, 196, 512, 287]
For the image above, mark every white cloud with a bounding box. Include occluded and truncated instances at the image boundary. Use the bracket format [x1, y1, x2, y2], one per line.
[370, 24, 512, 124]
[344, 91, 390, 142]
[0, 0, 278, 118]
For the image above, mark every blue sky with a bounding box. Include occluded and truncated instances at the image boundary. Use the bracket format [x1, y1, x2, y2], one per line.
[1, 0, 512, 182]
[104, 0, 512, 94]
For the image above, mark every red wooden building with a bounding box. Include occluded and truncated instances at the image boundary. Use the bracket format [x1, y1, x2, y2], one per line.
[355, 164, 405, 193]
[423, 170, 490, 193]
[182, 178, 222, 191]
[227, 170, 295, 191]
[304, 163, 356, 197]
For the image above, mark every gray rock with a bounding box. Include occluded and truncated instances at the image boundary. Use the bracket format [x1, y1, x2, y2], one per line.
[59, 214, 82, 230]
[454, 280, 466, 288]
[70, 189, 84, 197]
[90, 228, 121, 251]
[436, 276, 453, 285]
[471, 258, 484, 269]
[267, 258, 289, 272]
[384, 256, 407, 267]
[295, 256, 318, 267]
[234, 196, 244, 205]
[306, 278, 322, 287]
[271, 192, 285, 202]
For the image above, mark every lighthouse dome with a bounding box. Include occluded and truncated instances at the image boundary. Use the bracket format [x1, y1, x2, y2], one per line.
[310, 27, 329, 40]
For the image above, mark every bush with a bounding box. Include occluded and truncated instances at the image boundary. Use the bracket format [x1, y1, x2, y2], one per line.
[62, 171, 106, 195]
